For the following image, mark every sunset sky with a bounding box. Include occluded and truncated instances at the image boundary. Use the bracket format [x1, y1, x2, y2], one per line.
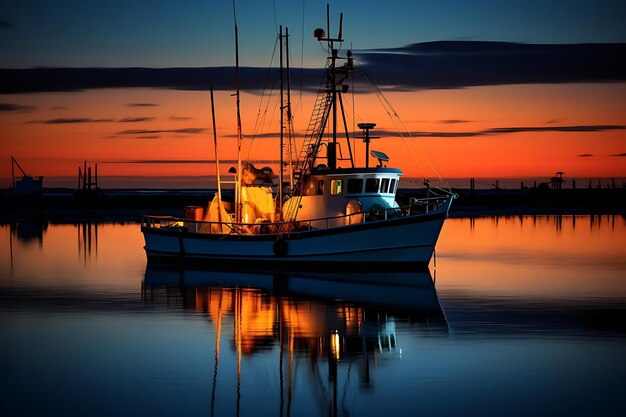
[1, 0, 625, 186]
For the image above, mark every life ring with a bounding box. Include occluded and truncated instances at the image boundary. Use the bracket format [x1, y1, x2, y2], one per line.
[273, 237, 288, 256]
[345, 199, 363, 225]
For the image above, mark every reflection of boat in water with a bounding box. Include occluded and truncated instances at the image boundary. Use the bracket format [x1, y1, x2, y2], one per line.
[141, 6, 454, 269]
[144, 264, 447, 321]
[143, 265, 446, 416]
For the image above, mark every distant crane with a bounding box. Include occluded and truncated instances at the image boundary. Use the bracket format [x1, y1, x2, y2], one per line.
[11, 156, 43, 195]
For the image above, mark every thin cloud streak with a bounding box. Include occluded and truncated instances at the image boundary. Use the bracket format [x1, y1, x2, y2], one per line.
[483, 125, 625, 134]
[375, 124, 626, 138]
[236, 132, 306, 139]
[118, 117, 155, 123]
[437, 119, 473, 124]
[357, 41, 626, 90]
[0, 103, 35, 112]
[4, 41, 624, 93]
[27, 118, 114, 124]
[115, 128, 206, 135]
[237, 124, 625, 140]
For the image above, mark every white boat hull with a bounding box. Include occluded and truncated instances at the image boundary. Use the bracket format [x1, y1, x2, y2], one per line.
[142, 199, 451, 268]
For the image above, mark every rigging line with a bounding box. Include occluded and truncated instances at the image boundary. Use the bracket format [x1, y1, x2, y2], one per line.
[317, 40, 330, 54]
[253, 63, 279, 146]
[256, 94, 279, 146]
[253, 75, 278, 147]
[250, 93, 281, 165]
[356, 58, 449, 187]
[232, 0, 243, 222]
[250, 35, 279, 137]
[248, 36, 280, 161]
[351, 41, 356, 166]
[339, 94, 363, 126]
[299, 0, 305, 115]
[231, 0, 238, 25]
[378, 95, 448, 187]
[271, 0, 278, 34]
[364, 73, 426, 179]
[354, 60, 425, 145]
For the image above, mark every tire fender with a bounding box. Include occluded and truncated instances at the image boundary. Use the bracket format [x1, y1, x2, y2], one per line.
[273, 237, 288, 256]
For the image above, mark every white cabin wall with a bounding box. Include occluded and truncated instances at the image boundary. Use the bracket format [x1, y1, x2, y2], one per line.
[284, 171, 402, 225]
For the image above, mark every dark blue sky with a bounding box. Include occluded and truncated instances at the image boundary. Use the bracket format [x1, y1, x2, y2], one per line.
[1, 0, 626, 68]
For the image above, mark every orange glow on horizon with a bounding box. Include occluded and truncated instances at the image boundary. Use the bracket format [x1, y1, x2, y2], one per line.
[2, 83, 625, 182]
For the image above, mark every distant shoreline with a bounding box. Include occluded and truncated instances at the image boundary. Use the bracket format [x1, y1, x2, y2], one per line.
[1, 186, 623, 223]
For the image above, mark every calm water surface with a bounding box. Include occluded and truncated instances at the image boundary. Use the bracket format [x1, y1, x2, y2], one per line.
[1, 216, 625, 417]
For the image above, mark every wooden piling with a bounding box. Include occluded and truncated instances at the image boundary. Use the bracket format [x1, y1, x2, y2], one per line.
[83, 161, 87, 192]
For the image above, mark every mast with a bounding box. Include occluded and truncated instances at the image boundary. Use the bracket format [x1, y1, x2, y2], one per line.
[233, 0, 243, 223]
[210, 87, 223, 222]
[291, 5, 351, 196]
[316, 6, 344, 170]
[279, 25, 284, 214]
[329, 7, 338, 169]
[285, 27, 294, 190]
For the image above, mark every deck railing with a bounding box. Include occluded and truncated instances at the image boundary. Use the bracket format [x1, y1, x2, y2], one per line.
[142, 195, 452, 236]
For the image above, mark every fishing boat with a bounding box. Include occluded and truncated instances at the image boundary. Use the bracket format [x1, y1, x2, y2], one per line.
[141, 7, 455, 268]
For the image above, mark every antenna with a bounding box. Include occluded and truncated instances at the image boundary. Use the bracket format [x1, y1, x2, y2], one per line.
[314, 6, 344, 44]
[338, 13, 343, 41]
[326, 3, 330, 47]
[356, 123, 380, 168]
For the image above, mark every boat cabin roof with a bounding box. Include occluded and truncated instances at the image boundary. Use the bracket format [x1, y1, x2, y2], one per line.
[310, 167, 403, 176]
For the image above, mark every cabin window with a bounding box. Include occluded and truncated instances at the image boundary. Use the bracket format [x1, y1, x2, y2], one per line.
[380, 178, 390, 193]
[316, 180, 325, 195]
[303, 181, 314, 196]
[389, 179, 397, 194]
[330, 179, 343, 195]
[365, 178, 380, 193]
[347, 179, 363, 194]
